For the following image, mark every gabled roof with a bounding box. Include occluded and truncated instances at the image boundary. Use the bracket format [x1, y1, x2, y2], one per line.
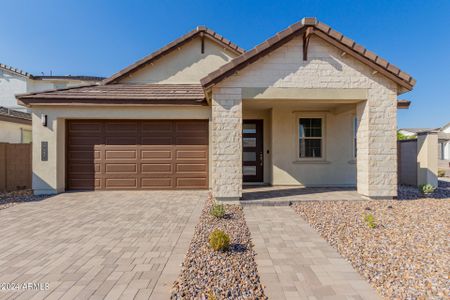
[102, 26, 245, 85]
[17, 84, 207, 107]
[201, 17, 416, 92]
[1, 63, 103, 82]
[0, 106, 31, 124]
[0, 63, 32, 78]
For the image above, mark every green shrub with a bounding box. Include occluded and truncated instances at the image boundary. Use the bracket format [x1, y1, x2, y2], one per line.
[438, 169, 446, 177]
[419, 184, 436, 194]
[209, 229, 230, 251]
[210, 203, 226, 218]
[364, 213, 377, 229]
[206, 290, 217, 300]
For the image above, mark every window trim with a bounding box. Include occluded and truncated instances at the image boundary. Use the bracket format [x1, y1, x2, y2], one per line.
[295, 113, 326, 161]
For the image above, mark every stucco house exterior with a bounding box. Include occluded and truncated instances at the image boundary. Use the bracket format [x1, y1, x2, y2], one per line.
[0, 63, 104, 143]
[16, 18, 416, 200]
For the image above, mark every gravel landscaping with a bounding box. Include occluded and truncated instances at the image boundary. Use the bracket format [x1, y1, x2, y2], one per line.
[0, 190, 49, 210]
[293, 185, 449, 299]
[171, 194, 267, 299]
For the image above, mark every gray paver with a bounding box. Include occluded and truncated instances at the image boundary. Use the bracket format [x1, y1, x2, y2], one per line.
[244, 206, 380, 300]
[0, 190, 205, 300]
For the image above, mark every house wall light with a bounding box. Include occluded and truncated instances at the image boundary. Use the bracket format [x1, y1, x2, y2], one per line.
[41, 114, 47, 127]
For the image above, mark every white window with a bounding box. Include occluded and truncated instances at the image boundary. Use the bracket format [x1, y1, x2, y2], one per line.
[298, 117, 323, 158]
[21, 129, 32, 143]
[353, 116, 358, 158]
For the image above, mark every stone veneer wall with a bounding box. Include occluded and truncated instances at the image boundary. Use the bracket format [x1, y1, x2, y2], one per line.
[211, 87, 243, 200]
[214, 36, 399, 198]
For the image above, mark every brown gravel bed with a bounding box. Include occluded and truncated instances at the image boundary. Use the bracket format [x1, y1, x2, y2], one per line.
[293, 191, 449, 299]
[171, 195, 267, 299]
[0, 190, 50, 210]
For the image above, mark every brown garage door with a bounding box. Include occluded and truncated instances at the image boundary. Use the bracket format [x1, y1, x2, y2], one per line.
[66, 120, 208, 190]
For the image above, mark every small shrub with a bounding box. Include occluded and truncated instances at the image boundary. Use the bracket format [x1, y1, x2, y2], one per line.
[206, 290, 217, 300]
[438, 169, 446, 177]
[364, 213, 377, 229]
[419, 184, 436, 194]
[210, 203, 226, 218]
[209, 229, 230, 251]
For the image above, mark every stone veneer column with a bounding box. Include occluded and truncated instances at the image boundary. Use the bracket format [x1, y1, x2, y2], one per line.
[211, 87, 242, 201]
[356, 89, 398, 199]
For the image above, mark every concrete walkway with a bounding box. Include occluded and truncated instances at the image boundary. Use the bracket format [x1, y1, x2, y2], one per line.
[245, 206, 379, 300]
[0, 191, 205, 300]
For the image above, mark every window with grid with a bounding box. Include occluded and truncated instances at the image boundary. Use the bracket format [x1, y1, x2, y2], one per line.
[298, 118, 323, 158]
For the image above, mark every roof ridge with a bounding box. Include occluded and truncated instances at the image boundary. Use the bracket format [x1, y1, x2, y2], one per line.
[15, 83, 98, 99]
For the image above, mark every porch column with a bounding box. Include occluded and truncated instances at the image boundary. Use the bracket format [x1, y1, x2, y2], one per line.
[356, 93, 398, 199]
[211, 87, 242, 201]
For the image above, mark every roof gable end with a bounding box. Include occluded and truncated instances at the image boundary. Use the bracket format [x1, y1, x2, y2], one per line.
[200, 17, 415, 93]
[103, 26, 244, 85]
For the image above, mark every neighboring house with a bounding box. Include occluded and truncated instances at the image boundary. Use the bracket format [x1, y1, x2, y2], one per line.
[17, 18, 416, 199]
[399, 124, 450, 160]
[0, 63, 104, 112]
[438, 123, 450, 161]
[0, 107, 32, 143]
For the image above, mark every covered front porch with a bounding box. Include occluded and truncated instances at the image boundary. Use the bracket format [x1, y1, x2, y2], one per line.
[242, 95, 360, 190]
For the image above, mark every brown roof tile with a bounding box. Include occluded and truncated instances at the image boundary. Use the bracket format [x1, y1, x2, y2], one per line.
[200, 17, 415, 92]
[103, 27, 244, 85]
[17, 84, 207, 107]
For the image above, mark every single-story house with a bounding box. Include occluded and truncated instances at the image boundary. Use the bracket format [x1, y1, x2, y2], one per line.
[17, 17, 416, 200]
[0, 107, 32, 143]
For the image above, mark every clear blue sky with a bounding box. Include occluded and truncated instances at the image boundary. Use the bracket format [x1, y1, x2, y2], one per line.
[2, 0, 449, 128]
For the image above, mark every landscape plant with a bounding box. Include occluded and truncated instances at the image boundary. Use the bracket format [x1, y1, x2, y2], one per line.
[364, 213, 377, 229]
[208, 229, 230, 251]
[210, 203, 226, 218]
[419, 184, 436, 194]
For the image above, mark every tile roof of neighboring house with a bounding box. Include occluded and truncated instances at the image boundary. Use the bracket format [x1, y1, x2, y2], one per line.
[0, 106, 32, 124]
[400, 128, 436, 134]
[32, 75, 105, 81]
[201, 17, 416, 93]
[438, 132, 450, 140]
[103, 26, 245, 85]
[17, 84, 207, 106]
[1, 63, 104, 81]
[0, 63, 32, 78]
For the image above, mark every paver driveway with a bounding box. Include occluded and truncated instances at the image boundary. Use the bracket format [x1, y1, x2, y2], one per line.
[0, 191, 206, 300]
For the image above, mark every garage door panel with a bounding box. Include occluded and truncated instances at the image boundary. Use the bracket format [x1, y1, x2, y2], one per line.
[69, 122, 102, 132]
[141, 121, 174, 132]
[141, 177, 173, 189]
[141, 137, 174, 145]
[141, 149, 173, 160]
[105, 178, 138, 189]
[141, 163, 173, 173]
[176, 177, 208, 188]
[105, 150, 137, 160]
[105, 163, 138, 174]
[67, 120, 208, 190]
[68, 163, 99, 174]
[105, 121, 138, 132]
[105, 137, 139, 145]
[68, 150, 100, 160]
[176, 149, 208, 159]
[69, 136, 103, 145]
[176, 163, 207, 173]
